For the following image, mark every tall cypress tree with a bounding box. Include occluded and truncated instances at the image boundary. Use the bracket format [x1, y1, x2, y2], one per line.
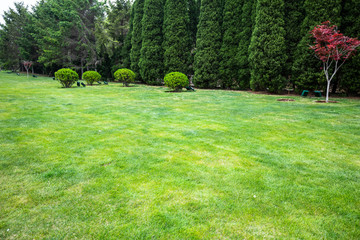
[188, 0, 200, 46]
[130, 0, 145, 79]
[163, 0, 191, 74]
[291, 0, 342, 91]
[284, 0, 304, 86]
[122, 4, 134, 68]
[139, 0, 165, 84]
[248, 0, 287, 93]
[219, 0, 243, 89]
[193, 0, 223, 88]
[187, 0, 200, 76]
[338, 0, 360, 95]
[236, 0, 257, 89]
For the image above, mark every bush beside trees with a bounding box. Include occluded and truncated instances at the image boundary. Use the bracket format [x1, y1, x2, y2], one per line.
[164, 72, 189, 91]
[55, 68, 79, 88]
[114, 68, 135, 86]
[82, 71, 101, 85]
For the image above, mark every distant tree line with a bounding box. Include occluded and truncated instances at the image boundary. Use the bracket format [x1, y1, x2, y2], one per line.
[0, 0, 359, 95]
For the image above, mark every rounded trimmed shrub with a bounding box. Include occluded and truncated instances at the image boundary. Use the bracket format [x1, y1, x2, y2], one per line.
[55, 68, 79, 88]
[114, 68, 135, 87]
[164, 72, 189, 91]
[82, 71, 101, 85]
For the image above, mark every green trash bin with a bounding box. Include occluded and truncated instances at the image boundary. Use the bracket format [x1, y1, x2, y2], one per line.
[314, 91, 322, 97]
[301, 90, 309, 97]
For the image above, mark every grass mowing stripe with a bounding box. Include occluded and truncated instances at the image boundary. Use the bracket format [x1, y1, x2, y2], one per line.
[0, 72, 359, 239]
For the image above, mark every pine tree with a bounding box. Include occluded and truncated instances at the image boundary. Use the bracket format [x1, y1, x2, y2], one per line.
[292, 0, 342, 91]
[193, 0, 223, 88]
[163, 0, 191, 74]
[338, 0, 360, 95]
[130, 0, 145, 79]
[219, 0, 243, 89]
[236, 0, 256, 89]
[0, 3, 32, 71]
[122, 4, 134, 68]
[248, 0, 287, 93]
[139, 0, 165, 84]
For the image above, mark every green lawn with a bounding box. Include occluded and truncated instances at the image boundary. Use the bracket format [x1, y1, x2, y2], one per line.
[0, 72, 359, 239]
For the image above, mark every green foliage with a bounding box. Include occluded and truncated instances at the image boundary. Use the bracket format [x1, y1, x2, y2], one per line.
[82, 71, 101, 85]
[164, 72, 189, 91]
[0, 3, 32, 71]
[130, 0, 145, 80]
[249, 0, 287, 93]
[292, 0, 342, 91]
[338, 0, 360, 95]
[114, 68, 135, 86]
[219, 0, 243, 89]
[122, 4, 134, 69]
[111, 64, 123, 77]
[139, 0, 165, 85]
[193, 0, 223, 88]
[284, 0, 304, 84]
[236, 0, 256, 90]
[55, 68, 79, 88]
[188, 0, 200, 46]
[163, 0, 191, 74]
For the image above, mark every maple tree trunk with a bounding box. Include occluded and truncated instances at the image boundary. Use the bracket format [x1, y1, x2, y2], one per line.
[326, 80, 331, 103]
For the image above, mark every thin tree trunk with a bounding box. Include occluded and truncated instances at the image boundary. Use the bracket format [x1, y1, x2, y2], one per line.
[326, 80, 331, 103]
[81, 58, 84, 79]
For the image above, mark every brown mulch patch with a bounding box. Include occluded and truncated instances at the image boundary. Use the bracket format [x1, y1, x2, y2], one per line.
[315, 100, 339, 103]
[277, 98, 295, 102]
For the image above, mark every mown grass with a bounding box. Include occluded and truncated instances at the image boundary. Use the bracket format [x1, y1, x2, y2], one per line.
[0, 72, 359, 239]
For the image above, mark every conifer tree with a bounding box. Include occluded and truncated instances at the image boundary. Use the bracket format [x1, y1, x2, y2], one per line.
[139, 0, 165, 84]
[187, 0, 200, 76]
[188, 0, 200, 46]
[338, 0, 360, 95]
[130, 0, 145, 79]
[292, 0, 342, 91]
[236, 0, 256, 89]
[219, 0, 243, 89]
[122, 5, 134, 68]
[248, 0, 287, 93]
[284, 0, 304, 85]
[163, 0, 191, 74]
[193, 0, 223, 88]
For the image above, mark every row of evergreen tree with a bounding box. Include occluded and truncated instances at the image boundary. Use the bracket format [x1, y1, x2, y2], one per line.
[1, 0, 359, 94]
[129, 0, 359, 94]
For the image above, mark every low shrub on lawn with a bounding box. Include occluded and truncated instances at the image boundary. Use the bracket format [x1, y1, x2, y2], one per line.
[82, 71, 101, 85]
[114, 68, 135, 87]
[164, 72, 188, 92]
[55, 68, 79, 88]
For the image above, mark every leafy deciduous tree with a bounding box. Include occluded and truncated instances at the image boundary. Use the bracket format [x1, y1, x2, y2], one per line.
[310, 21, 360, 102]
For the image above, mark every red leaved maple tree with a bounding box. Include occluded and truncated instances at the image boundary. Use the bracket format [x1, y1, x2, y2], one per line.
[23, 61, 33, 78]
[310, 21, 360, 102]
